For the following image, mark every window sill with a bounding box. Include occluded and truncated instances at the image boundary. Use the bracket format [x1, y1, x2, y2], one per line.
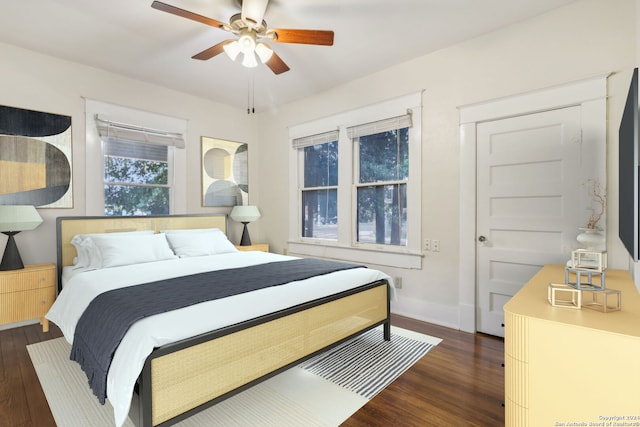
[286, 241, 423, 269]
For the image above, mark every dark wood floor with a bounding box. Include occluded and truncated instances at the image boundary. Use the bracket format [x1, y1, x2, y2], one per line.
[0, 314, 504, 427]
[343, 315, 505, 427]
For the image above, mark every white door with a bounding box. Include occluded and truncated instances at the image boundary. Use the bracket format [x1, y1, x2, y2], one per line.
[476, 106, 582, 337]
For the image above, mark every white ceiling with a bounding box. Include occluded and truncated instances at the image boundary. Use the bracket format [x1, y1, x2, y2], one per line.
[0, 0, 578, 111]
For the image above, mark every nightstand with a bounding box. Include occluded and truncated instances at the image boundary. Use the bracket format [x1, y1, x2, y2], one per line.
[235, 243, 269, 252]
[0, 263, 56, 332]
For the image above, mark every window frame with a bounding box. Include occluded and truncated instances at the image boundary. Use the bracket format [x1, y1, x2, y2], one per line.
[85, 99, 187, 216]
[299, 138, 339, 241]
[288, 93, 422, 269]
[352, 123, 410, 248]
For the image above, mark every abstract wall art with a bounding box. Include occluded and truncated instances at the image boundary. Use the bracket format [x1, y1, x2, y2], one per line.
[201, 136, 248, 207]
[0, 105, 73, 208]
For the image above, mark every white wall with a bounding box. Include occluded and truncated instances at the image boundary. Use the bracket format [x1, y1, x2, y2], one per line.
[1, 0, 636, 329]
[0, 41, 256, 265]
[254, 0, 638, 327]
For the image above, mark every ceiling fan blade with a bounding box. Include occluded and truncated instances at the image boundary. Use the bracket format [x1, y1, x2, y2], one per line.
[264, 51, 290, 75]
[241, 0, 269, 28]
[192, 41, 231, 60]
[151, 1, 226, 29]
[269, 29, 334, 46]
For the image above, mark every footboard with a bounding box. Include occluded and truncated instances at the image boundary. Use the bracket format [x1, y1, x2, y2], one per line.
[135, 280, 390, 427]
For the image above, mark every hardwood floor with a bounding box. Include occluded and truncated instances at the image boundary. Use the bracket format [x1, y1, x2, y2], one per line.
[0, 322, 62, 427]
[343, 315, 505, 427]
[0, 314, 504, 427]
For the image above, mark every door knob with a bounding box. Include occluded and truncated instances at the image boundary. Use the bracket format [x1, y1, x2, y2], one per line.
[478, 235, 487, 242]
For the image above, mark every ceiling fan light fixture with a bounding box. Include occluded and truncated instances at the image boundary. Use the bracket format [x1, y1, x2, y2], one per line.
[238, 30, 256, 55]
[242, 51, 258, 68]
[151, 0, 331, 75]
[255, 42, 273, 63]
[223, 40, 241, 61]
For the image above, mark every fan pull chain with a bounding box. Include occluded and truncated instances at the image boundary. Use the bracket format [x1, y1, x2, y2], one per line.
[247, 75, 255, 114]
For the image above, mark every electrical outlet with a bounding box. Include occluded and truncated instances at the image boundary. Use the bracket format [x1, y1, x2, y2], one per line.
[432, 239, 440, 252]
[424, 239, 431, 251]
[394, 276, 402, 289]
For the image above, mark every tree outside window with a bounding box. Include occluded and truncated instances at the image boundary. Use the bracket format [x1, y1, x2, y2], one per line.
[356, 128, 408, 246]
[301, 140, 338, 239]
[103, 140, 170, 216]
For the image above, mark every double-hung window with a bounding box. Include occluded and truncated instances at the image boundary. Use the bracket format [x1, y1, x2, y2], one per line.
[296, 131, 339, 240]
[350, 115, 411, 246]
[102, 139, 171, 216]
[289, 93, 422, 268]
[96, 116, 184, 216]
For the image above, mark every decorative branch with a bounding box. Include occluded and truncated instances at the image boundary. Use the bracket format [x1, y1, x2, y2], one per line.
[585, 178, 606, 229]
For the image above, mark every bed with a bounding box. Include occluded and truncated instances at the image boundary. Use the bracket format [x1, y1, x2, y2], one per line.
[48, 214, 392, 427]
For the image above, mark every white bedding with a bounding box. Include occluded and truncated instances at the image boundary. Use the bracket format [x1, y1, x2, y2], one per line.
[46, 251, 392, 427]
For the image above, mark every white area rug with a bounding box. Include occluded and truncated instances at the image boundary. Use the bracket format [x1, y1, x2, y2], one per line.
[28, 326, 441, 427]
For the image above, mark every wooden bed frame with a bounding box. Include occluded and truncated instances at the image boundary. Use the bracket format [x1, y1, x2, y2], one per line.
[56, 214, 391, 427]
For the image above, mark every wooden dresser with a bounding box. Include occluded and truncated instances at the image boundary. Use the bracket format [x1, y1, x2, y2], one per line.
[503, 264, 640, 426]
[0, 263, 56, 332]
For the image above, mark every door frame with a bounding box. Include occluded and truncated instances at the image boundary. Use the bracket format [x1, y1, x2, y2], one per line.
[457, 74, 608, 333]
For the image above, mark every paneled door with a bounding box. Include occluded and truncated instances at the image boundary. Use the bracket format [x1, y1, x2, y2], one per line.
[476, 106, 582, 337]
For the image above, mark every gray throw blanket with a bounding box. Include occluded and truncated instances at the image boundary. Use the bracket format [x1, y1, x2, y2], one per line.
[70, 258, 364, 404]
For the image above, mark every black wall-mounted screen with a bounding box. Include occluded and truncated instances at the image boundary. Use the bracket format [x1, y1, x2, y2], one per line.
[618, 67, 639, 261]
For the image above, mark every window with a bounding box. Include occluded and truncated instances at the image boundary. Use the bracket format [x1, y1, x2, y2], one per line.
[95, 114, 184, 216]
[351, 117, 411, 246]
[103, 139, 171, 216]
[289, 92, 422, 267]
[302, 141, 338, 239]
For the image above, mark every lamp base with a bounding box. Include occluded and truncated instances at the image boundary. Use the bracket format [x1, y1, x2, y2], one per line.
[0, 232, 25, 271]
[239, 222, 252, 246]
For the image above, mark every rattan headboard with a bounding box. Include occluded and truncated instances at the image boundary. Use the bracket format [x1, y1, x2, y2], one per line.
[56, 214, 228, 292]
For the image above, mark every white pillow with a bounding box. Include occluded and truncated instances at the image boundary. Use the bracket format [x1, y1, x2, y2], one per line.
[89, 233, 177, 268]
[71, 230, 154, 268]
[209, 229, 240, 254]
[161, 228, 222, 234]
[164, 229, 238, 257]
[70, 235, 92, 267]
[165, 233, 216, 257]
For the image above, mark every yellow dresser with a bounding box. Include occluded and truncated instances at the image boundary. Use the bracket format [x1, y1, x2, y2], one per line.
[504, 264, 640, 426]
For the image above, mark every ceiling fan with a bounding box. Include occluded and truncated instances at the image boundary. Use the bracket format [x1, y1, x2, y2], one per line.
[151, 0, 334, 75]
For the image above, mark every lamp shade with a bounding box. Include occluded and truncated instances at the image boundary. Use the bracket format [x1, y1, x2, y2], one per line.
[242, 51, 258, 68]
[230, 205, 261, 223]
[255, 42, 274, 63]
[0, 205, 43, 232]
[223, 40, 241, 61]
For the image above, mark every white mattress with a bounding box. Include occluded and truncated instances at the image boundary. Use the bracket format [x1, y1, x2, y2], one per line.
[47, 252, 391, 427]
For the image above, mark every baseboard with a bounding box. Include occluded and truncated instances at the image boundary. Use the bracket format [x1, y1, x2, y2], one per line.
[391, 299, 459, 330]
[457, 303, 476, 333]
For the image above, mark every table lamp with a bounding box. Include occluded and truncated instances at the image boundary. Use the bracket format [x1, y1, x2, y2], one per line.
[229, 205, 261, 246]
[0, 205, 43, 271]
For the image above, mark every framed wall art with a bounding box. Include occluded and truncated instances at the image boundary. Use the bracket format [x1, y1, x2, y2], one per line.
[201, 136, 248, 207]
[0, 105, 73, 208]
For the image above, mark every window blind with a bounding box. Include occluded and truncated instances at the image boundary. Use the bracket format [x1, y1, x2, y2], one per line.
[346, 112, 413, 140]
[291, 130, 339, 149]
[95, 115, 185, 149]
[103, 139, 168, 162]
